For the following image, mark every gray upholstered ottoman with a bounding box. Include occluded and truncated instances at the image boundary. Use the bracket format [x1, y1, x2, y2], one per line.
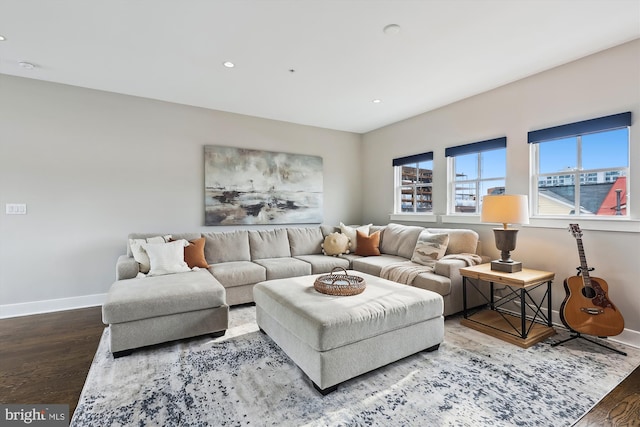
[254, 271, 444, 394]
[102, 269, 229, 357]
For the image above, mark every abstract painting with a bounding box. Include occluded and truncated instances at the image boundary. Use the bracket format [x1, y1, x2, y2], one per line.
[204, 146, 323, 225]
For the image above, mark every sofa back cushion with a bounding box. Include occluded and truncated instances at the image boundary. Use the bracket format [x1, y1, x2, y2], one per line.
[426, 228, 479, 254]
[203, 230, 250, 264]
[380, 223, 424, 259]
[249, 229, 291, 260]
[287, 227, 324, 256]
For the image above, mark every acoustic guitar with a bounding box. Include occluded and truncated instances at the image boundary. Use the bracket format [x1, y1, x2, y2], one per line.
[559, 224, 624, 337]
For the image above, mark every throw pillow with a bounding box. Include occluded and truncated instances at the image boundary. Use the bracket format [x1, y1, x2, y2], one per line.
[129, 234, 172, 273]
[142, 240, 191, 276]
[321, 232, 350, 256]
[183, 237, 209, 268]
[355, 230, 381, 256]
[411, 231, 449, 266]
[339, 222, 372, 252]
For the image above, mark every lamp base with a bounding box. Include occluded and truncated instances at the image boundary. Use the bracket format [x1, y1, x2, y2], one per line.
[491, 260, 522, 273]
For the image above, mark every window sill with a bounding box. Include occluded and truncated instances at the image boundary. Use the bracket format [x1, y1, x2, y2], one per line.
[389, 213, 438, 223]
[391, 214, 640, 232]
[526, 217, 640, 233]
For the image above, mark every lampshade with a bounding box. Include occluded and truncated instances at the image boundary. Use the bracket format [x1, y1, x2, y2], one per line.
[481, 195, 529, 228]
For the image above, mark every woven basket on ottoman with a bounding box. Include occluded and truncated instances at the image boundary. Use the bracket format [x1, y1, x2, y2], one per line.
[254, 270, 444, 395]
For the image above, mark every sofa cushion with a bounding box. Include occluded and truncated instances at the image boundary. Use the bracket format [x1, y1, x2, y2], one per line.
[320, 224, 339, 237]
[287, 227, 324, 256]
[208, 261, 266, 288]
[203, 230, 251, 264]
[427, 228, 479, 255]
[340, 223, 371, 252]
[411, 231, 449, 266]
[380, 223, 424, 259]
[294, 254, 350, 274]
[351, 254, 407, 276]
[253, 258, 312, 280]
[129, 234, 172, 273]
[249, 229, 291, 260]
[412, 271, 452, 296]
[142, 240, 191, 276]
[183, 237, 210, 268]
[322, 232, 350, 256]
[355, 230, 381, 256]
[102, 269, 225, 324]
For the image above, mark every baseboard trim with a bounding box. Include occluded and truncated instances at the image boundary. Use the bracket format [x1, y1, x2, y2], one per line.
[0, 293, 106, 319]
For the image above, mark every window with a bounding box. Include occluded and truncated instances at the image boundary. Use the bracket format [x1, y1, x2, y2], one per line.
[445, 137, 506, 214]
[393, 152, 433, 214]
[529, 112, 631, 217]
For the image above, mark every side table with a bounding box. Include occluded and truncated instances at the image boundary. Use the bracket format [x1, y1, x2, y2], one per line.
[460, 263, 556, 348]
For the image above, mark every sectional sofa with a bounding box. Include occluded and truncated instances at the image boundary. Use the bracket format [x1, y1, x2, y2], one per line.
[102, 223, 488, 356]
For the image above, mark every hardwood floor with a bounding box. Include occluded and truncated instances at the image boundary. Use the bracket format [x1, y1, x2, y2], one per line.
[0, 307, 638, 425]
[0, 307, 104, 416]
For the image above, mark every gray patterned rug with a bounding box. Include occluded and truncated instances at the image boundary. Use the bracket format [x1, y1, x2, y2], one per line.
[71, 306, 640, 426]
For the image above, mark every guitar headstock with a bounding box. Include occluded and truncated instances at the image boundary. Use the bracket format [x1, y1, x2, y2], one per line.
[569, 223, 583, 238]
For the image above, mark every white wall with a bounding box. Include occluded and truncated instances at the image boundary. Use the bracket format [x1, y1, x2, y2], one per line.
[0, 75, 362, 315]
[361, 39, 640, 343]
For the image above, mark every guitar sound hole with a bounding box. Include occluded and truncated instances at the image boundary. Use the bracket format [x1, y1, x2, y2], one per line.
[581, 287, 597, 299]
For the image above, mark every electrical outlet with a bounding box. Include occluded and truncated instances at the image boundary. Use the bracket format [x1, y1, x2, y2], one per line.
[5, 203, 27, 215]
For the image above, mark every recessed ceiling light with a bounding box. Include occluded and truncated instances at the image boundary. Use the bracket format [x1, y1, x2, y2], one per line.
[0, 35, 6, 41]
[372, 99, 382, 104]
[19, 61, 35, 70]
[383, 24, 401, 35]
[223, 61, 235, 68]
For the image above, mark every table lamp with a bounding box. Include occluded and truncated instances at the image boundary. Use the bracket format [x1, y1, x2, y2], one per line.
[481, 194, 529, 273]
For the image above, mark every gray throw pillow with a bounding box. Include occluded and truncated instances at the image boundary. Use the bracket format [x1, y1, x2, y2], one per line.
[411, 231, 449, 266]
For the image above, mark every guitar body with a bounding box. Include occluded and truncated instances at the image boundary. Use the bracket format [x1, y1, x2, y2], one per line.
[560, 275, 624, 336]
[561, 224, 625, 337]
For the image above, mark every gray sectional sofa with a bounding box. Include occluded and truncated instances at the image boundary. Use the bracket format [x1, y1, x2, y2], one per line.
[102, 223, 488, 356]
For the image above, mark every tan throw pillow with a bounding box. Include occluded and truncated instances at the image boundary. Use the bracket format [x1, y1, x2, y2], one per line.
[340, 222, 372, 252]
[322, 232, 350, 256]
[184, 237, 209, 268]
[355, 230, 381, 256]
[411, 231, 449, 266]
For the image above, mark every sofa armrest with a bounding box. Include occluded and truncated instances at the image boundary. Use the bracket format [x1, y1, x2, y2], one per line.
[116, 255, 139, 280]
[433, 259, 467, 279]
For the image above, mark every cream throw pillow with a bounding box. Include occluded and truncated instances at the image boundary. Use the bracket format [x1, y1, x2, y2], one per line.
[340, 222, 372, 252]
[142, 240, 191, 276]
[411, 231, 449, 266]
[129, 235, 172, 273]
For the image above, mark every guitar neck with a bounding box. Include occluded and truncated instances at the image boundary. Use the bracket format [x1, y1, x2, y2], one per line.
[575, 237, 591, 285]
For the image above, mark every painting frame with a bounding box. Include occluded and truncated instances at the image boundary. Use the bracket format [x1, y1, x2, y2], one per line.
[204, 145, 323, 225]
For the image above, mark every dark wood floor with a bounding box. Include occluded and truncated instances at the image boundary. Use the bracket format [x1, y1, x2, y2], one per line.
[0, 306, 638, 425]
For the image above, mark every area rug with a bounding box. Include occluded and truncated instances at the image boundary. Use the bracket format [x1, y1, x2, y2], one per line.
[71, 306, 640, 426]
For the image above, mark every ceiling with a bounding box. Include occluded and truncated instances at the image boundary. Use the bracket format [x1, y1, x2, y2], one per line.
[1, 1, 639, 134]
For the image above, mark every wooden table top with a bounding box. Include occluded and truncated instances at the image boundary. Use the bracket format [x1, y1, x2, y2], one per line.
[460, 263, 555, 288]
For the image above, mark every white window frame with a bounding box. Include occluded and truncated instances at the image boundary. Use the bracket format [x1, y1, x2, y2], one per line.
[393, 157, 434, 215]
[445, 137, 507, 215]
[529, 113, 631, 219]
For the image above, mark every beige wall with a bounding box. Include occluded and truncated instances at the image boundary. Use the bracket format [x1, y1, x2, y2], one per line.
[2, 39, 639, 345]
[361, 39, 640, 343]
[0, 75, 362, 314]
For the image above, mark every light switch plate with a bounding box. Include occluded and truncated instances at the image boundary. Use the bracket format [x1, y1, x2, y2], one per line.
[6, 203, 27, 215]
